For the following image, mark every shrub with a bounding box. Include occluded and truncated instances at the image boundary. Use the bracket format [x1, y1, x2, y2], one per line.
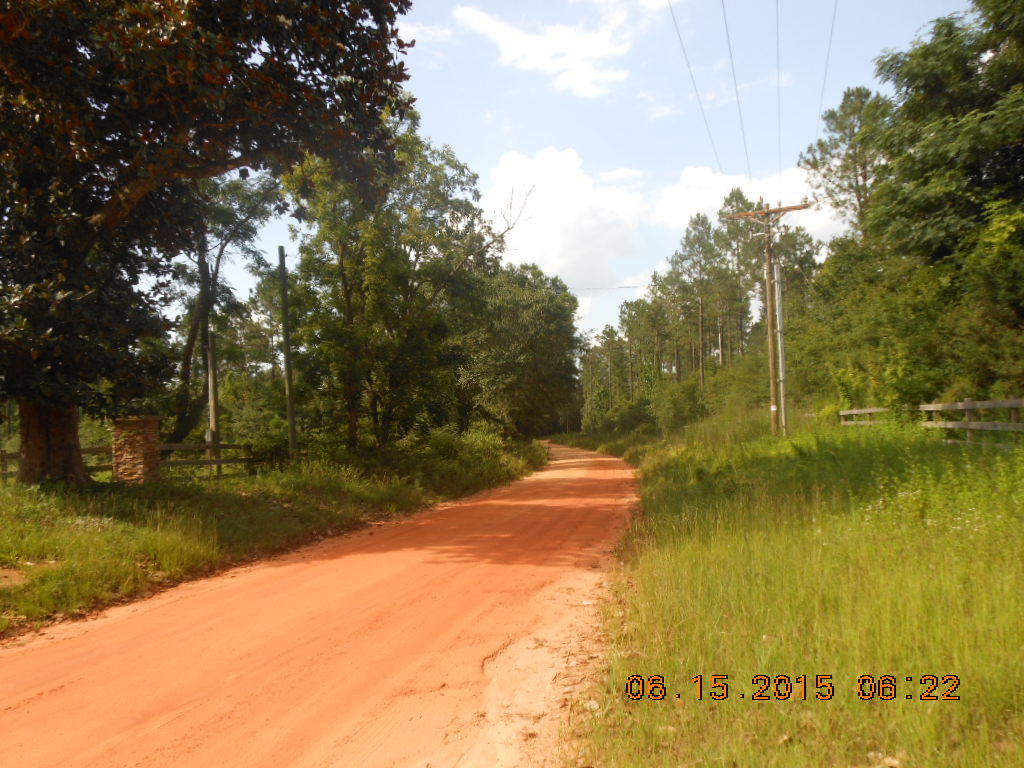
[652, 376, 705, 436]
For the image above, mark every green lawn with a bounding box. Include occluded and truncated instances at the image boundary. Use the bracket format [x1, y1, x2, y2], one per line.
[559, 417, 1024, 767]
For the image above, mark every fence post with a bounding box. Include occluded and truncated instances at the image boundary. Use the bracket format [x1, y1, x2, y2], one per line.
[245, 444, 255, 476]
[964, 399, 974, 442]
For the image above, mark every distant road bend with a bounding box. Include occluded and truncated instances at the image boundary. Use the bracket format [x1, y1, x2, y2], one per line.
[0, 444, 635, 768]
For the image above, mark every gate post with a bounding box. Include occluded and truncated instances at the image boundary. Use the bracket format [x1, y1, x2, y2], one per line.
[112, 417, 161, 484]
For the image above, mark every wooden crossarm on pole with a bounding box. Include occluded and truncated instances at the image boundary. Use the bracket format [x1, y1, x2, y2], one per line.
[724, 202, 812, 220]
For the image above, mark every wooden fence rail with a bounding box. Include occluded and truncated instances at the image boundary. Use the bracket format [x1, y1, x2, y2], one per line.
[1, 442, 254, 482]
[840, 398, 1024, 442]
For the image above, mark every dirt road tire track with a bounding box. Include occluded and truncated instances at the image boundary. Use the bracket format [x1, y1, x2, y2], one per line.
[0, 444, 635, 768]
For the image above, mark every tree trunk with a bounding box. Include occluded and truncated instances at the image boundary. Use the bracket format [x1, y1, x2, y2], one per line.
[697, 296, 705, 388]
[674, 344, 682, 383]
[369, 389, 381, 444]
[717, 316, 724, 367]
[627, 340, 634, 400]
[737, 307, 745, 358]
[18, 401, 88, 486]
[166, 236, 213, 446]
[345, 385, 360, 452]
[206, 328, 221, 477]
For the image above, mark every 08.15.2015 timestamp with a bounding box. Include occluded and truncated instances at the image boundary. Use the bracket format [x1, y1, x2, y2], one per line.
[626, 674, 961, 702]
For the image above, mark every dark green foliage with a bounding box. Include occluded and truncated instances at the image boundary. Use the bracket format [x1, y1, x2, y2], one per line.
[0, 1, 412, 481]
[799, 87, 892, 235]
[652, 377, 706, 435]
[282, 116, 579, 448]
[795, 1, 1024, 405]
[464, 265, 580, 436]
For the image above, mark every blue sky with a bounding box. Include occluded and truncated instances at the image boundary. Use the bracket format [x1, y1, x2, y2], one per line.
[251, 0, 973, 336]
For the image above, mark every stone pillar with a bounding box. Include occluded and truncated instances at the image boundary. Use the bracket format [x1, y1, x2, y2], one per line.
[112, 417, 161, 484]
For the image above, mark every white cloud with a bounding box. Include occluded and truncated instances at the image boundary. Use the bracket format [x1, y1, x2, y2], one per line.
[598, 167, 644, 183]
[400, 22, 454, 43]
[575, 295, 594, 324]
[452, 5, 631, 98]
[651, 166, 844, 245]
[482, 148, 646, 320]
[481, 152, 846, 328]
[579, 0, 665, 14]
[638, 90, 682, 121]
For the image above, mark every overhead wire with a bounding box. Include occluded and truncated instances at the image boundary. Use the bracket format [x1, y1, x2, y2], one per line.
[665, 0, 723, 173]
[815, 0, 839, 142]
[719, 0, 752, 180]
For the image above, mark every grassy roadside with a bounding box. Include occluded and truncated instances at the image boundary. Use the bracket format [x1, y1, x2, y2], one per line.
[0, 430, 547, 639]
[557, 416, 1024, 767]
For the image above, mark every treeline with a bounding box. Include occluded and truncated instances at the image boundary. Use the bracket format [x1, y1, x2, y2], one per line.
[165, 115, 578, 460]
[0, 3, 578, 484]
[583, 0, 1024, 432]
[582, 190, 816, 433]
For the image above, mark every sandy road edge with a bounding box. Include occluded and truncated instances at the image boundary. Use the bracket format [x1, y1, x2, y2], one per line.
[455, 552, 619, 767]
[459, 446, 640, 768]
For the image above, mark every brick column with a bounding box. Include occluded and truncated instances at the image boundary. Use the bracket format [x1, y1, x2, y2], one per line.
[112, 417, 161, 484]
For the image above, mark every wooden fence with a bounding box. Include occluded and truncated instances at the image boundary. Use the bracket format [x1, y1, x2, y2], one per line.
[841, 398, 1024, 442]
[0, 442, 254, 482]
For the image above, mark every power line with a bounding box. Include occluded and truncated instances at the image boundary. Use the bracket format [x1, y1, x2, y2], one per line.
[665, 0, 723, 173]
[815, 0, 839, 142]
[719, 0, 752, 180]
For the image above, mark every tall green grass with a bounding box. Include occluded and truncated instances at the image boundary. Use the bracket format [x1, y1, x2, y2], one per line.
[0, 429, 546, 638]
[560, 417, 1024, 767]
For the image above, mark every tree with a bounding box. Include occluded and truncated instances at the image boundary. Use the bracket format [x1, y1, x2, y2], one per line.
[0, 1, 412, 483]
[287, 116, 511, 449]
[865, 2, 1024, 399]
[715, 188, 760, 356]
[463, 265, 580, 436]
[164, 175, 279, 447]
[799, 87, 892, 236]
[672, 214, 725, 387]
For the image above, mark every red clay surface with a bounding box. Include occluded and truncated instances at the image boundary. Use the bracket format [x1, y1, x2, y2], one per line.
[0, 444, 635, 768]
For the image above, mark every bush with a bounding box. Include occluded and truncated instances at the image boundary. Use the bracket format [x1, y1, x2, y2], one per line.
[395, 423, 546, 497]
[592, 399, 656, 434]
[652, 376, 705, 436]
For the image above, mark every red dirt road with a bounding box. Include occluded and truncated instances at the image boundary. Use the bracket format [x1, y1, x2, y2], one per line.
[0, 444, 635, 768]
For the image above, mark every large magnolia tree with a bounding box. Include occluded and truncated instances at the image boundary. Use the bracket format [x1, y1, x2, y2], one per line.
[0, 0, 411, 484]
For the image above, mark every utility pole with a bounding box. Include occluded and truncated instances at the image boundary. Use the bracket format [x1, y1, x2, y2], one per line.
[725, 203, 810, 436]
[762, 220, 780, 434]
[198, 237, 220, 476]
[773, 258, 788, 436]
[279, 246, 298, 459]
[206, 330, 221, 476]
